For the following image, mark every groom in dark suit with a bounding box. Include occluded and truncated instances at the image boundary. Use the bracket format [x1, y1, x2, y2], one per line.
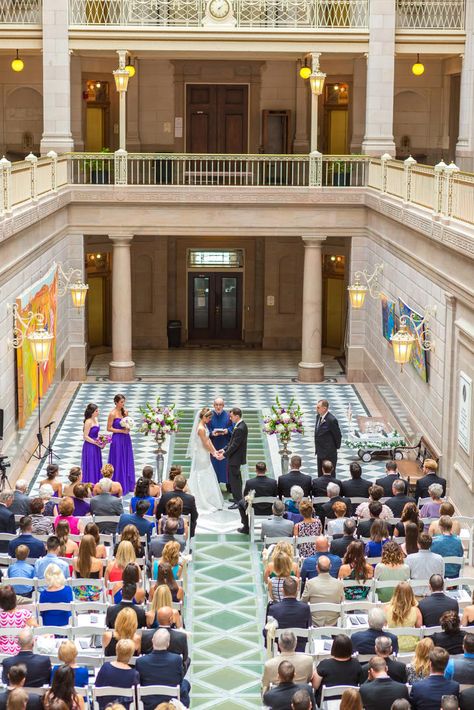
[221, 407, 248, 508]
[314, 399, 342, 476]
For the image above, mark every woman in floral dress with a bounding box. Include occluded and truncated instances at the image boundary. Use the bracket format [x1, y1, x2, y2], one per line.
[293, 499, 322, 558]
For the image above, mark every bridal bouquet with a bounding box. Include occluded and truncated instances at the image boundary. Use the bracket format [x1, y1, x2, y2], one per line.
[120, 416, 135, 430]
[263, 396, 304, 443]
[138, 398, 180, 437]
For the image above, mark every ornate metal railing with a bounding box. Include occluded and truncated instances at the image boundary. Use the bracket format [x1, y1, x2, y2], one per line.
[396, 0, 465, 30]
[0, 0, 42, 24]
[68, 0, 369, 28]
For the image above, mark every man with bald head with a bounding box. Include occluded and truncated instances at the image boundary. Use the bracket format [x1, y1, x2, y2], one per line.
[301, 556, 344, 626]
[140, 606, 189, 670]
[300, 536, 342, 591]
[2, 628, 51, 687]
[208, 396, 233, 491]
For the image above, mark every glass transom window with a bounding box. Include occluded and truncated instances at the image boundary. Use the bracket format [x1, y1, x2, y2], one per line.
[188, 250, 244, 268]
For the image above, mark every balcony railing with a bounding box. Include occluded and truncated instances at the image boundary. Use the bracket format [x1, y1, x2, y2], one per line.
[1, 152, 473, 229]
[69, 0, 369, 29]
[0, 0, 42, 24]
[396, 0, 465, 30]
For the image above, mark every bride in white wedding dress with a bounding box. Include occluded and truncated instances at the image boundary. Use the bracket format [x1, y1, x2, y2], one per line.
[187, 407, 224, 513]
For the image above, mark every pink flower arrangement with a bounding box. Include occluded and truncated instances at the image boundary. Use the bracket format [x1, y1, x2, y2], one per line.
[263, 396, 304, 443]
[139, 397, 181, 437]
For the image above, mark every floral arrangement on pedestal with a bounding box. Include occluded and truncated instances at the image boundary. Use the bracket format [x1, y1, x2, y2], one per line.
[263, 396, 304, 443]
[138, 398, 180, 438]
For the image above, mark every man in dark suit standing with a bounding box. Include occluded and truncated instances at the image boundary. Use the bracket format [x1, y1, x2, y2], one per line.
[278, 455, 312, 498]
[360, 656, 409, 710]
[314, 399, 341, 477]
[135, 628, 190, 709]
[376, 461, 407, 497]
[156, 475, 198, 537]
[265, 577, 312, 652]
[415, 459, 446, 501]
[237, 462, 277, 535]
[222, 407, 248, 508]
[2, 629, 51, 687]
[409, 647, 459, 710]
[0, 492, 16, 553]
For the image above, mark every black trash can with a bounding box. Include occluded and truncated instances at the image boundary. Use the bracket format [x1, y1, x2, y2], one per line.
[167, 320, 182, 348]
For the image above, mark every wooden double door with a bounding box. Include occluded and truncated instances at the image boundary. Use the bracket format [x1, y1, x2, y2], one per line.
[188, 272, 243, 341]
[186, 84, 248, 154]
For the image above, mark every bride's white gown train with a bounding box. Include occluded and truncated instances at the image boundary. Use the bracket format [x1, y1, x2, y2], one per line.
[188, 427, 224, 513]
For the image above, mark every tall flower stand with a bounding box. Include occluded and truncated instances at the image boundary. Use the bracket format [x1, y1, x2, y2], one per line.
[278, 437, 292, 475]
[154, 432, 167, 484]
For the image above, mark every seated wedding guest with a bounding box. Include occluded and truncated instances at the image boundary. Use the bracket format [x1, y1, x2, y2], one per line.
[400, 521, 421, 556]
[0, 664, 42, 710]
[263, 661, 316, 710]
[130, 478, 156, 516]
[237, 461, 278, 534]
[374, 541, 410, 602]
[301, 556, 344, 627]
[265, 577, 312, 652]
[38, 485, 56, 517]
[51, 641, 88, 687]
[326, 501, 348, 537]
[156, 475, 198, 538]
[278, 456, 312, 498]
[9, 481, 30, 517]
[135, 628, 190, 709]
[154, 541, 183, 581]
[106, 541, 139, 596]
[364, 519, 390, 560]
[112, 563, 146, 605]
[33, 536, 70, 581]
[341, 462, 372, 508]
[406, 637, 435, 684]
[357, 501, 386, 539]
[356, 485, 393, 521]
[141, 465, 161, 498]
[338, 540, 374, 600]
[360, 636, 407, 684]
[146, 584, 182, 629]
[114, 525, 145, 558]
[93, 463, 123, 498]
[2, 629, 51, 687]
[261, 630, 314, 694]
[161, 465, 189, 495]
[431, 516, 464, 578]
[0, 492, 16, 551]
[148, 518, 185, 560]
[262, 500, 294, 540]
[6, 687, 29, 710]
[300, 536, 342, 588]
[54, 497, 80, 535]
[461, 687, 474, 710]
[0, 587, 36, 654]
[71, 484, 91, 517]
[157, 497, 188, 537]
[141, 606, 189, 666]
[445, 632, 474, 683]
[414, 459, 446, 501]
[7, 546, 34, 598]
[264, 541, 300, 584]
[420, 484, 444, 522]
[83, 522, 107, 559]
[89, 478, 124, 533]
[29, 498, 54, 535]
[43, 665, 84, 710]
[103, 608, 141, 657]
[461, 589, 474, 626]
[321, 483, 351, 523]
[285, 486, 305, 515]
[385, 581, 422, 651]
[56, 520, 79, 565]
[330, 519, 357, 558]
[62, 467, 83, 497]
[359, 656, 409, 710]
[118, 500, 155, 542]
[409, 647, 459, 710]
[8, 517, 45, 559]
[340, 689, 363, 710]
[39, 564, 73, 627]
[393, 502, 424, 538]
[375, 461, 406, 497]
[38, 464, 62, 498]
[314, 634, 364, 693]
[311, 460, 343, 498]
[419, 574, 459, 627]
[267, 550, 299, 602]
[429, 505, 461, 536]
[293, 500, 322, 558]
[386, 479, 416, 518]
[105, 583, 146, 628]
[95, 639, 139, 710]
[351, 607, 399, 654]
[72, 534, 103, 601]
[432, 610, 466, 655]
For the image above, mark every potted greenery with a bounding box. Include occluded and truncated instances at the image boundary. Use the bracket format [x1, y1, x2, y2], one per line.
[84, 147, 112, 184]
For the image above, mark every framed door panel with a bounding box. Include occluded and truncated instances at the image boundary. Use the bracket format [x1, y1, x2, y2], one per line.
[188, 272, 242, 341]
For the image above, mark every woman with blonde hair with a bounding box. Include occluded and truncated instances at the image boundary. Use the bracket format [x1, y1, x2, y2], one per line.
[95, 639, 139, 709]
[263, 541, 299, 582]
[294, 499, 322, 558]
[6, 689, 28, 710]
[267, 551, 296, 601]
[155, 541, 182, 580]
[406, 636, 434, 683]
[93, 463, 123, 497]
[429, 505, 461, 536]
[103, 607, 141, 656]
[385, 581, 422, 651]
[73, 534, 103, 601]
[146, 585, 182, 629]
[106, 540, 137, 589]
[39, 563, 73, 626]
[340, 688, 363, 710]
[52, 640, 89, 686]
[374, 541, 410, 602]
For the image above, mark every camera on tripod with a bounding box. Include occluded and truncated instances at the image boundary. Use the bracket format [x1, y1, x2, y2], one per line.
[0, 455, 11, 492]
[0, 455, 10, 470]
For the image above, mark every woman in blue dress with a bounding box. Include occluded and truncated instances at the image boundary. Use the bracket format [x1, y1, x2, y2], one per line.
[207, 397, 233, 487]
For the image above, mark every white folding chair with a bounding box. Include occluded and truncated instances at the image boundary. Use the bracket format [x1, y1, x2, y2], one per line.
[37, 602, 72, 626]
[274, 627, 311, 654]
[320, 684, 359, 710]
[68, 578, 106, 602]
[247, 496, 279, 543]
[93, 686, 137, 710]
[308, 603, 342, 626]
[137, 685, 180, 710]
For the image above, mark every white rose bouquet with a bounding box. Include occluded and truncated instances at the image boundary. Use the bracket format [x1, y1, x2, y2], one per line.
[262, 396, 304, 443]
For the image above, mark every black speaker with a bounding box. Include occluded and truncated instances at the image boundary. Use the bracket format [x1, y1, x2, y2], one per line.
[0, 409, 3, 440]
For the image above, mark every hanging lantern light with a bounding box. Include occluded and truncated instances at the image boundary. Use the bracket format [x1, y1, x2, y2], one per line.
[299, 59, 311, 80]
[27, 326, 54, 364]
[11, 50, 25, 73]
[391, 323, 415, 367]
[412, 54, 425, 77]
[347, 279, 368, 309]
[69, 282, 89, 309]
[113, 67, 130, 93]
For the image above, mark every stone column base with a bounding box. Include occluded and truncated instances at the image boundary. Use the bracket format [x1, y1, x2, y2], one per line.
[361, 137, 396, 156]
[297, 361, 325, 383]
[40, 133, 75, 156]
[109, 361, 136, 382]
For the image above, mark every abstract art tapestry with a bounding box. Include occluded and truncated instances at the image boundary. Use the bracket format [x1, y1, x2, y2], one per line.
[381, 295, 397, 343]
[16, 265, 58, 428]
[398, 298, 428, 383]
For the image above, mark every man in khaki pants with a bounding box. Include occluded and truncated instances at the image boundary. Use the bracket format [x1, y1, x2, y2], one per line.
[301, 556, 344, 626]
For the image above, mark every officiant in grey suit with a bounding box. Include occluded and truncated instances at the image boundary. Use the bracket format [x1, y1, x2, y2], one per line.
[221, 407, 248, 508]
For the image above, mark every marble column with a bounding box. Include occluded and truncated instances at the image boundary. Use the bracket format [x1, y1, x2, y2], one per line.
[298, 236, 326, 383]
[350, 56, 367, 153]
[293, 60, 310, 154]
[40, 0, 74, 155]
[126, 59, 141, 151]
[361, 0, 396, 156]
[456, 0, 474, 170]
[109, 233, 135, 382]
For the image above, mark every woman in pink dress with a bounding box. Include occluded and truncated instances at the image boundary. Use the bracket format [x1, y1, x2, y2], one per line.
[0, 586, 36, 654]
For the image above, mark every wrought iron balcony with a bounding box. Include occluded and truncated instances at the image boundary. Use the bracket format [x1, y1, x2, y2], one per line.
[396, 0, 465, 30]
[0, 0, 42, 24]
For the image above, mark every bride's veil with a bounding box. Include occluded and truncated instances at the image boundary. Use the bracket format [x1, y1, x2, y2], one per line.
[186, 410, 201, 459]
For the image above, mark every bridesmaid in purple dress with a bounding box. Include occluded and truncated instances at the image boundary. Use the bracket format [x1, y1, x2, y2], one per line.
[107, 393, 135, 494]
[81, 403, 103, 486]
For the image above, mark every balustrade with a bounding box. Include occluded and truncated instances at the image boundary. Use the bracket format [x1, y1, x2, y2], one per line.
[0, 0, 42, 24]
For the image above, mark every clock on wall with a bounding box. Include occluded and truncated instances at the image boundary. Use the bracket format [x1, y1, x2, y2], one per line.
[203, 0, 236, 25]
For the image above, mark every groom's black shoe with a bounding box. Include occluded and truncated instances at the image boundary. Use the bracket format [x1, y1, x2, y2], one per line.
[228, 503, 238, 510]
[237, 527, 249, 534]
